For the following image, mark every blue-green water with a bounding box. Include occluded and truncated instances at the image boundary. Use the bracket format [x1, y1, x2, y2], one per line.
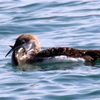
[0, 0, 100, 100]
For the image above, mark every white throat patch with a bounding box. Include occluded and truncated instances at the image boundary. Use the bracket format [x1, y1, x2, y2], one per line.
[23, 42, 35, 53]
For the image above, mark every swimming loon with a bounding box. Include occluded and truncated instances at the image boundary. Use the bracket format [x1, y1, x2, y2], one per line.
[5, 34, 100, 66]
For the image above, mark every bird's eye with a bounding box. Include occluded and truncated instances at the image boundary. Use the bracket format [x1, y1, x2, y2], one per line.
[22, 40, 25, 44]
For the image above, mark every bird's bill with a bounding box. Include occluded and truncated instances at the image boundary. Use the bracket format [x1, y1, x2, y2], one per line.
[5, 48, 13, 57]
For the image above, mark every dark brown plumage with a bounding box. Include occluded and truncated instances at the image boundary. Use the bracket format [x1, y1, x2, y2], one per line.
[5, 34, 100, 66]
[28, 47, 100, 64]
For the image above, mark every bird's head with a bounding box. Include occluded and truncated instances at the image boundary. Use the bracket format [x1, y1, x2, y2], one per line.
[5, 34, 41, 65]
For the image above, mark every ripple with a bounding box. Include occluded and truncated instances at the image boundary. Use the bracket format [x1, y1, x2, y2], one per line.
[0, 0, 100, 100]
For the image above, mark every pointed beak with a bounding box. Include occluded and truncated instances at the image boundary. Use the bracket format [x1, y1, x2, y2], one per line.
[5, 48, 13, 57]
[5, 45, 14, 57]
[5, 45, 23, 57]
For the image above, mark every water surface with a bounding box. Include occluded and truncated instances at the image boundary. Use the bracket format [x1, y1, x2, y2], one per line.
[0, 0, 100, 100]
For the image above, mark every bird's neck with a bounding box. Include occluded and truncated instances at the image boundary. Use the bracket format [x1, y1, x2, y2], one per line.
[12, 47, 41, 66]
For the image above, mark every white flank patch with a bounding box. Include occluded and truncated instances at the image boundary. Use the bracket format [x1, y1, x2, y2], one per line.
[43, 55, 85, 64]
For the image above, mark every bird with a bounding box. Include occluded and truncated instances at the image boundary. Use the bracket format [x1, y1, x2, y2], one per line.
[5, 34, 100, 66]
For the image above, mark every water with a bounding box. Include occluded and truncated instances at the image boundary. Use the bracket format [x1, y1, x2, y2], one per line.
[0, 0, 100, 99]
